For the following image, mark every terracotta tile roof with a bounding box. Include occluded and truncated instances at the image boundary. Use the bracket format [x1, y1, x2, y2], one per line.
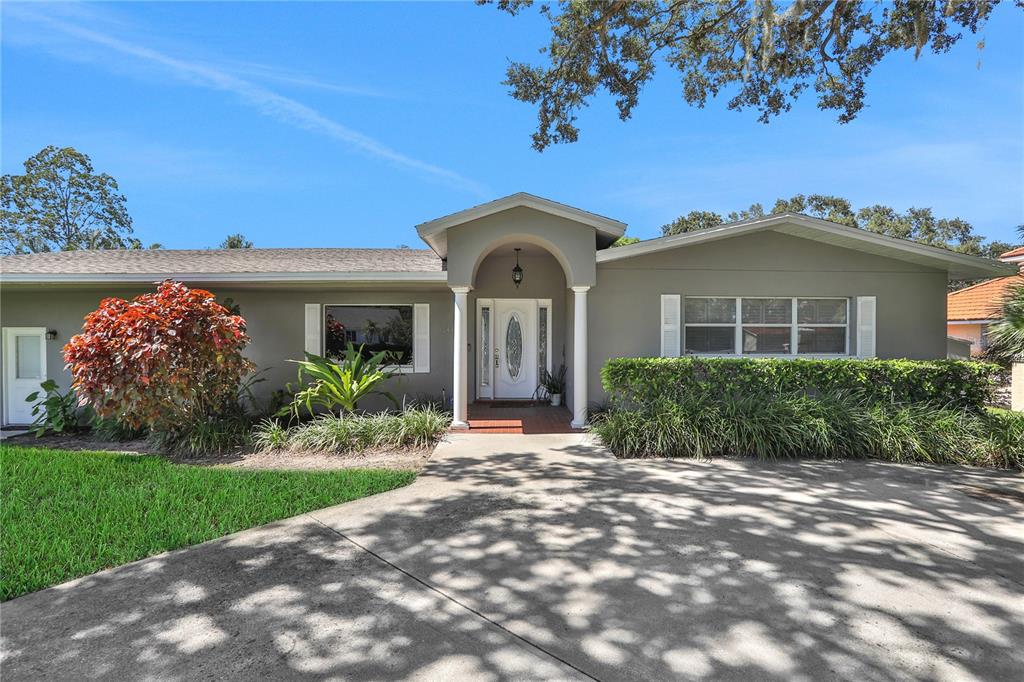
[0, 247, 443, 275]
[1000, 245, 1024, 259]
[947, 274, 1024, 321]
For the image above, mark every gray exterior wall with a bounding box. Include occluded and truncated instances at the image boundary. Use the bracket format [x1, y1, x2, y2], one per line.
[445, 206, 598, 288]
[0, 285, 454, 421]
[588, 230, 948, 402]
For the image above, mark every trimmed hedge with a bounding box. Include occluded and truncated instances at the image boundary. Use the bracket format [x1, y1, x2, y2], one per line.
[601, 357, 1000, 410]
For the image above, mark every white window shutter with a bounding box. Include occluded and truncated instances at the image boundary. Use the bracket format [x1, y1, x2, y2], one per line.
[660, 294, 681, 357]
[414, 303, 430, 373]
[856, 296, 876, 358]
[304, 304, 321, 356]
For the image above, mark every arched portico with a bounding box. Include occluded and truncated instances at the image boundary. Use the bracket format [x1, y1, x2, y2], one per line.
[415, 194, 626, 429]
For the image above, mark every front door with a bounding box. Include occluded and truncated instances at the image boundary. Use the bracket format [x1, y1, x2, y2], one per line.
[494, 299, 537, 399]
[3, 328, 47, 426]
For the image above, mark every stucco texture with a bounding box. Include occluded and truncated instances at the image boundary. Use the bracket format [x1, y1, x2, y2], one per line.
[0, 285, 454, 421]
[588, 230, 948, 402]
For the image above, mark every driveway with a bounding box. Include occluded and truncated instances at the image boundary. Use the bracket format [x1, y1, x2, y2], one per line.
[3, 434, 1023, 681]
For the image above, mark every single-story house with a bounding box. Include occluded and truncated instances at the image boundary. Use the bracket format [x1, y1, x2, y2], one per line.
[947, 246, 1024, 355]
[1, 193, 1016, 427]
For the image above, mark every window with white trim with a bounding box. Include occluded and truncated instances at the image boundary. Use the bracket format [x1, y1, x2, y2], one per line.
[324, 305, 414, 367]
[684, 297, 849, 356]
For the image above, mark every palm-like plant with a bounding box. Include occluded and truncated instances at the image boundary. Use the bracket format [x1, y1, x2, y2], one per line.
[285, 343, 398, 417]
[984, 282, 1024, 364]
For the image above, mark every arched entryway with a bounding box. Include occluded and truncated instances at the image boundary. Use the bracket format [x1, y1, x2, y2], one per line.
[415, 194, 627, 430]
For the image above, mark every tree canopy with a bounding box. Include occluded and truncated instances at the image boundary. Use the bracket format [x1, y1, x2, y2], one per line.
[220, 233, 254, 249]
[1, 146, 155, 253]
[659, 194, 1019, 261]
[487, 0, 1009, 150]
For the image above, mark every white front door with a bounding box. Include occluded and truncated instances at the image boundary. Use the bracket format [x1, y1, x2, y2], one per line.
[494, 299, 537, 399]
[3, 328, 47, 426]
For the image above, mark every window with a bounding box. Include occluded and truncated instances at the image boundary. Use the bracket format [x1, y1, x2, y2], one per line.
[324, 305, 414, 366]
[684, 297, 736, 354]
[684, 297, 849, 356]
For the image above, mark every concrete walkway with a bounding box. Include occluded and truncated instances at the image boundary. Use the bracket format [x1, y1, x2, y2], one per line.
[3, 433, 1023, 680]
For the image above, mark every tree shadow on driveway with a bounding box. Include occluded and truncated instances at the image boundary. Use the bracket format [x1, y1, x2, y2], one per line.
[2, 437, 1022, 680]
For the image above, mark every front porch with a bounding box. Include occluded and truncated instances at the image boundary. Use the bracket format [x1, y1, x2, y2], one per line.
[458, 402, 580, 434]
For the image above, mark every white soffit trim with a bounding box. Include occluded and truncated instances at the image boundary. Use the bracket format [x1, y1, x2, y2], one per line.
[596, 213, 1018, 280]
[416, 192, 627, 257]
[0, 271, 450, 285]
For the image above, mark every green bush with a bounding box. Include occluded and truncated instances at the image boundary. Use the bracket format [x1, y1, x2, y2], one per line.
[601, 357, 999, 410]
[591, 393, 1023, 469]
[252, 407, 448, 454]
[25, 380, 83, 437]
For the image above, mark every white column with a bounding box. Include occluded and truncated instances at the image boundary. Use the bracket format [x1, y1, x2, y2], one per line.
[451, 286, 471, 428]
[571, 286, 590, 428]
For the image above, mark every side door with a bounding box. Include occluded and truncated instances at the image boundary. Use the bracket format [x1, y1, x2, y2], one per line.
[3, 328, 47, 426]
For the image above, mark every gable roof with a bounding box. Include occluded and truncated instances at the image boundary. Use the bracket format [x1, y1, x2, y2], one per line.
[416, 192, 626, 257]
[597, 213, 1017, 281]
[947, 274, 1024, 321]
[0, 247, 445, 284]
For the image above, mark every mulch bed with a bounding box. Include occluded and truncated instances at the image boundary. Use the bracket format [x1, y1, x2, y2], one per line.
[2, 433, 434, 472]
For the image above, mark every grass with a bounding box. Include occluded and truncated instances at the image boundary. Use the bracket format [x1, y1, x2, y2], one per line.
[0, 444, 416, 601]
[592, 392, 1024, 468]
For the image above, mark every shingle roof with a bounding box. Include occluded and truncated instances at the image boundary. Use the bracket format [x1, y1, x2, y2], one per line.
[947, 274, 1024, 321]
[0, 248, 443, 276]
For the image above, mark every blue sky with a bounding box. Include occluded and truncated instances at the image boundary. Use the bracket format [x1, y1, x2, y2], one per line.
[3, 1, 1023, 249]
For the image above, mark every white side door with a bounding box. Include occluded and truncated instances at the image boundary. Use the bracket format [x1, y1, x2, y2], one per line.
[3, 328, 47, 426]
[494, 299, 537, 399]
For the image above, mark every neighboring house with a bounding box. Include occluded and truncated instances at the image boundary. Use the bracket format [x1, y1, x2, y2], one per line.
[1, 193, 1015, 427]
[946, 246, 1024, 355]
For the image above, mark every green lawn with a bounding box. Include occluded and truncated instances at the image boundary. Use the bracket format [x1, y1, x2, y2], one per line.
[0, 444, 416, 601]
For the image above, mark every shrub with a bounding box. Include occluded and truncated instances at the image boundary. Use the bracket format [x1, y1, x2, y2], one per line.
[267, 408, 448, 454]
[286, 344, 398, 417]
[25, 380, 83, 437]
[252, 418, 289, 452]
[90, 416, 147, 442]
[149, 415, 251, 456]
[592, 392, 1023, 469]
[601, 357, 999, 411]
[63, 280, 255, 436]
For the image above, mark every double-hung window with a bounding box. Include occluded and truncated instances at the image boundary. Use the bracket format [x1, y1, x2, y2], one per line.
[683, 297, 849, 356]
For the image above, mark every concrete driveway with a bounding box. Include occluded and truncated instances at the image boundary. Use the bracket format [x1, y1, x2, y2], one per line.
[3, 434, 1023, 681]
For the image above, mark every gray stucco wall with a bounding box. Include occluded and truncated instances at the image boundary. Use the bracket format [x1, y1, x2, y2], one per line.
[0, 285, 454, 422]
[445, 206, 598, 288]
[588, 230, 949, 402]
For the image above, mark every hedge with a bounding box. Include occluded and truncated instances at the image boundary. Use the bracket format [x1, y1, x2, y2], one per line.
[600, 357, 1001, 410]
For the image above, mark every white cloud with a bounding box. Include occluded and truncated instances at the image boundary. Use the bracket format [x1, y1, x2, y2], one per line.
[3, 5, 487, 196]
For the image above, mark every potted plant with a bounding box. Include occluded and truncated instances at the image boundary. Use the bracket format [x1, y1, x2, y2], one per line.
[539, 365, 567, 406]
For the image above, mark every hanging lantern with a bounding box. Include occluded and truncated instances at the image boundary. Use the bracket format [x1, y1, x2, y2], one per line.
[512, 248, 524, 288]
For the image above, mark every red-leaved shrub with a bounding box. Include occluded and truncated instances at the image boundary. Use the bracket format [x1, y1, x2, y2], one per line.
[64, 280, 255, 432]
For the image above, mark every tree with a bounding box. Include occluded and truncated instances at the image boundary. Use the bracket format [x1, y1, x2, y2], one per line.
[63, 280, 254, 434]
[983, 283, 1024, 364]
[219, 233, 253, 249]
[1, 146, 150, 253]
[659, 194, 1020, 258]
[661, 210, 724, 236]
[487, 1, 1008, 150]
[611, 236, 640, 247]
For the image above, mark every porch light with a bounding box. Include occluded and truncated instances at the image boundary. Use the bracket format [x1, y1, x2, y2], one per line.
[512, 248, 523, 288]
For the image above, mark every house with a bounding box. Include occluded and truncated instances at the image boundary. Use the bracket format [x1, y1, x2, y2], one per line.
[1, 193, 1015, 427]
[946, 247, 1024, 355]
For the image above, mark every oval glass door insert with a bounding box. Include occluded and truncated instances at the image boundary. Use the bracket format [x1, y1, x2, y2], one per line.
[505, 313, 523, 380]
